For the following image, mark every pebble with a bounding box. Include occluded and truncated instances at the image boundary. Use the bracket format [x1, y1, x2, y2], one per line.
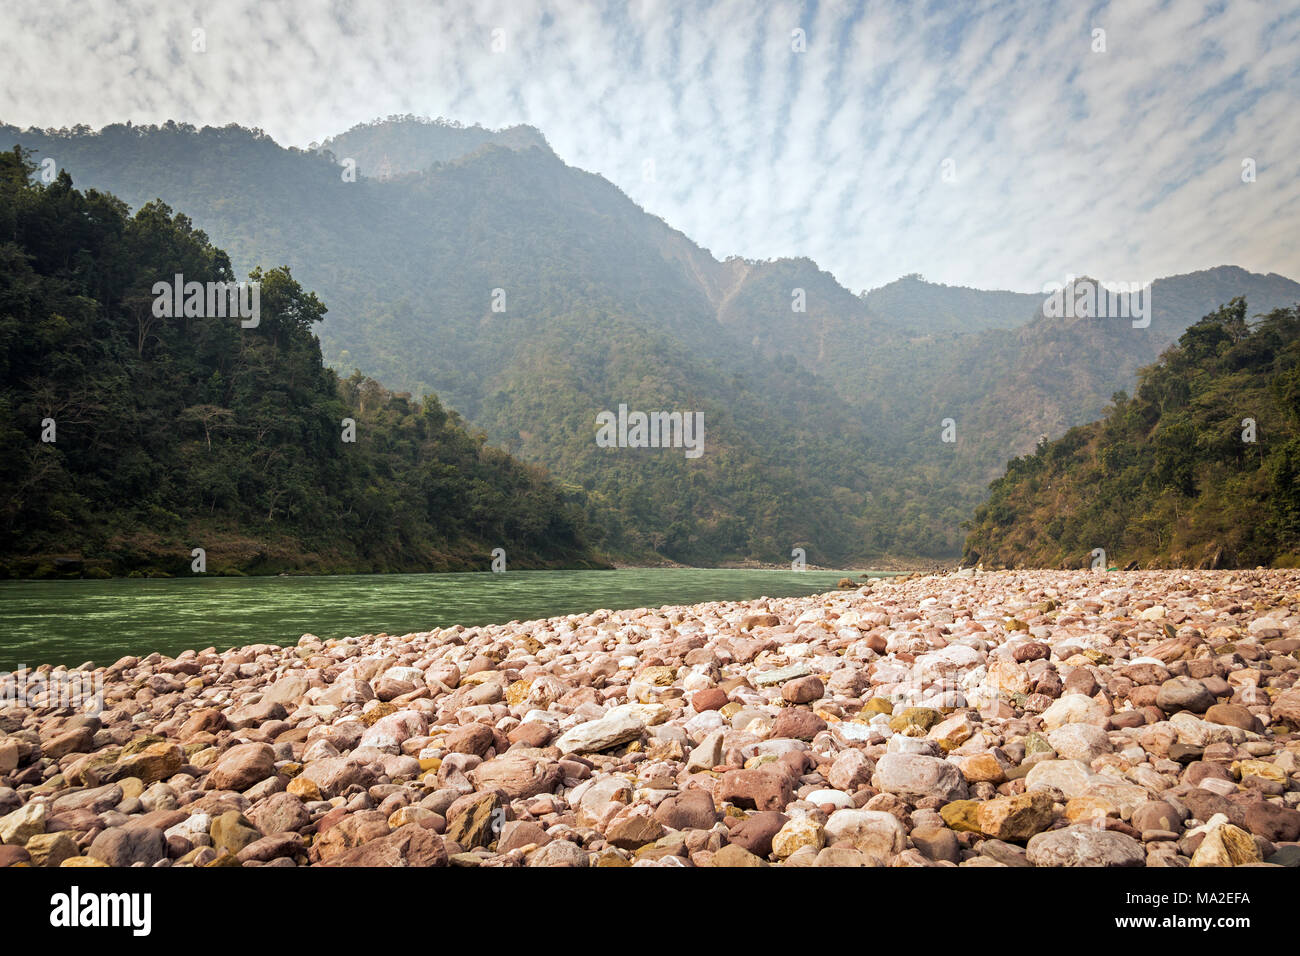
[0, 568, 1294, 869]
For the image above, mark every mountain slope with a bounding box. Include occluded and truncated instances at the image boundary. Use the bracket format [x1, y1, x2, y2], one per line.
[0, 147, 600, 577]
[5, 118, 1298, 564]
[962, 299, 1300, 569]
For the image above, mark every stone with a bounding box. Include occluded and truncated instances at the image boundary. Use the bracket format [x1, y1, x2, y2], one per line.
[23, 831, 79, 867]
[1205, 703, 1262, 733]
[719, 766, 795, 812]
[443, 723, 496, 757]
[1243, 801, 1300, 843]
[469, 751, 561, 799]
[298, 756, 376, 799]
[555, 710, 645, 755]
[247, 792, 311, 835]
[828, 749, 874, 791]
[910, 825, 961, 863]
[726, 810, 788, 857]
[781, 676, 824, 704]
[940, 800, 982, 834]
[1040, 694, 1107, 730]
[445, 792, 500, 849]
[654, 790, 717, 831]
[710, 843, 768, 867]
[1190, 823, 1263, 867]
[823, 808, 907, 859]
[320, 823, 447, 867]
[978, 791, 1057, 841]
[1025, 759, 1093, 798]
[0, 800, 45, 845]
[1157, 677, 1215, 714]
[210, 811, 261, 855]
[109, 742, 184, 785]
[769, 709, 826, 741]
[527, 839, 589, 867]
[1025, 825, 1145, 867]
[872, 753, 968, 803]
[605, 807, 665, 849]
[1046, 724, 1112, 762]
[772, 817, 825, 859]
[208, 743, 276, 792]
[1132, 800, 1181, 834]
[88, 826, 166, 867]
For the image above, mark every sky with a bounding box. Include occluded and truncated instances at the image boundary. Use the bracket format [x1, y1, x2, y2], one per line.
[1, 0, 1298, 293]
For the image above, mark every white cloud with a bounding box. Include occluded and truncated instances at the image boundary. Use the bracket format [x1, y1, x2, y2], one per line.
[1, 0, 1296, 292]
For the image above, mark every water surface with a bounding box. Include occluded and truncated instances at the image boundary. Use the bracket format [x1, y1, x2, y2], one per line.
[0, 568, 886, 670]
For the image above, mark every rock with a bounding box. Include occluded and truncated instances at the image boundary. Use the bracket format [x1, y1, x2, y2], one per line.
[0, 800, 45, 845]
[445, 792, 500, 849]
[726, 810, 788, 857]
[654, 790, 717, 831]
[1132, 800, 1181, 834]
[527, 839, 589, 867]
[1204, 703, 1262, 733]
[498, 820, 551, 853]
[298, 756, 376, 799]
[247, 792, 310, 835]
[1046, 724, 1112, 762]
[24, 832, 79, 867]
[88, 826, 166, 867]
[1040, 694, 1107, 730]
[1191, 822, 1263, 867]
[978, 791, 1057, 841]
[320, 824, 447, 867]
[51, 783, 123, 815]
[692, 688, 729, 712]
[685, 729, 725, 773]
[1243, 801, 1300, 843]
[0, 845, 31, 866]
[768, 709, 826, 741]
[208, 743, 276, 792]
[872, 753, 968, 803]
[719, 766, 795, 811]
[443, 723, 496, 757]
[1025, 759, 1093, 798]
[210, 811, 262, 855]
[910, 825, 961, 863]
[781, 676, 824, 704]
[940, 800, 983, 834]
[823, 808, 907, 858]
[772, 817, 824, 859]
[1025, 825, 1145, 867]
[1157, 677, 1215, 714]
[828, 749, 874, 791]
[469, 751, 561, 799]
[226, 700, 287, 730]
[108, 742, 183, 785]
[605, 807, 665, 849]
[752, 663, 811, 687]
[1271, 688, 1300, 725]
[314, 810, 391, 861]
[709, 843, 768, 867]
[555, 710, 645, 755]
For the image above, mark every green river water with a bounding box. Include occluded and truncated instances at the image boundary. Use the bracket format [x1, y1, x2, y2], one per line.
[0, 568, 886, 671]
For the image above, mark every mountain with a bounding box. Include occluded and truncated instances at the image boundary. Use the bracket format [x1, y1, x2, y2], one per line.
[962, 298, 1300, 569]
[4, 117, 1298, 565]
[0, 146, 600, 577]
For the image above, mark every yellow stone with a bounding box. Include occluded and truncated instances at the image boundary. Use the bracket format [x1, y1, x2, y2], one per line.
[59, 856, 109, 867]
[459, 672, 497, 686]
[1191, 824, 1263, 867]
[117, 777, 145, 799]
[1065, 795, 1118, 824]
[744, 754, 778, 770]
[419, 757, 442, 773]
[189, 747, 220, 769]
[640, 666, 676, 686]
[286, 777, 322, 801]
[719, 701, 743, 719]
[1232, 759, 1286, 784]
[861, 697, 893, 716]
[360, 702, 398, 726]
[940, 799, 982, 834]
[506, 680, 532, 707]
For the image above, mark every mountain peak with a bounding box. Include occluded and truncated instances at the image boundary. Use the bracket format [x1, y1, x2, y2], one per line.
[318, 116, 553, 179]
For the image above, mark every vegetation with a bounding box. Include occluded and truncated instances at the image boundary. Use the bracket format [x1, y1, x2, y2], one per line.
[962, 299, 1300, 569]
[0, 147, 601, 577]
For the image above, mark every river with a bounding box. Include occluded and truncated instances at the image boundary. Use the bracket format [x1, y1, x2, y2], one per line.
[0, 568, 889, 670]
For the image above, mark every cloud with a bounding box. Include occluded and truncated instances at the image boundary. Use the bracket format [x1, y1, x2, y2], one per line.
[1, 0, 1297, 292]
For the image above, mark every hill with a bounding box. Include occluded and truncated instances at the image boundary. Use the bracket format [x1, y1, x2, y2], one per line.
[962, 298, 1300, 569]
[0, 146, 601, 577]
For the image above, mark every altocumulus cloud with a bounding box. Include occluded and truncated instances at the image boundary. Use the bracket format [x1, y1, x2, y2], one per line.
[1, 0, 1297, 292]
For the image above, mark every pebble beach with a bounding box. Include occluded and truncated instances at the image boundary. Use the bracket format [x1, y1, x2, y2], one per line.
[2, 568, 1298, 868]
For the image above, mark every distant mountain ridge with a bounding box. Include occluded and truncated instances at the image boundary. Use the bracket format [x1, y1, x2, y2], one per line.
[4, 117, 1298, 564]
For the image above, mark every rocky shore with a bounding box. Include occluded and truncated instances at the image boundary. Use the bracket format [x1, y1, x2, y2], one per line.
[2, 569, 1298, 868]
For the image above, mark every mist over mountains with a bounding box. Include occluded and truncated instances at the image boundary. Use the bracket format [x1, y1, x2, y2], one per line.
[6, 116, 1299, 565]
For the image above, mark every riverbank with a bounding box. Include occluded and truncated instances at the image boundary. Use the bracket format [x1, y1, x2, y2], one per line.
[1, 568, 1297, 868]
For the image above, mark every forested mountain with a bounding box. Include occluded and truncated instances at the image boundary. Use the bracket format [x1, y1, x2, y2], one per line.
[0, 147, 600, 577]
[962, 300, 1300, 569]
[4, 117, 1298, 565]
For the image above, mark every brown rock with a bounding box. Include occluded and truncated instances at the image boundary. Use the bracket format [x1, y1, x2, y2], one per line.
[319, 823, 447, 866]
[207, 743, 276, 792]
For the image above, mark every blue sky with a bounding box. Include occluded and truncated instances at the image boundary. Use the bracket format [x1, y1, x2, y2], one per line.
[2, 0, 1297, 293]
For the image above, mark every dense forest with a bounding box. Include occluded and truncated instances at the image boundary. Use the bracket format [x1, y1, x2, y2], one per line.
[0, 147, 601, 577]
[4, 119, 1299, 566]
[962, 299, 1300, 569]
